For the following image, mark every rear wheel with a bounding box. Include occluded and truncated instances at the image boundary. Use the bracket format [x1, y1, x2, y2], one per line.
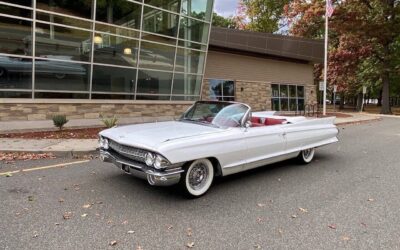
[298, 148, 315, 164]
[180, 159, 214, 198]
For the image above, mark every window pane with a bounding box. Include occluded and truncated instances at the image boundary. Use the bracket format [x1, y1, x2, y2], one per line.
[144, 0, 181, 13]
[289, 85, 296, 98]
[35, 23, 92, 62]
[0, 4, 32, 18]
[181, 0, 213, 21]
[37, 12, 92, 29]
[297, 86, 304, 98]
[96, 0, 141, 29]
[209, 79, 222, 99]
[179, 17, 209, 44]
[92, 94, 134, 100]
[136, 95, 170, 100]
[139, 41, 175, 71]
[93, 35, 138, 67]
[298, 99, 305, 111]
[141, 32, 176, 46]
[172, 73, 201, 95]
[175, 48, 205, 74]
[0, 16, 32, 55]
[36, 0, 93, 20]
[0, 91, 31, 98]
[178, 40, 206, 50]
[35, 60, 90, 91]
[1, 1, 32, 7]
[171, 95, 199, 101]
[137, 70, 172, 95]
[271, 84, 279, 97]
[222, 96, 234, 101]
[92, 65, 136, 93]
[223, 80, 235, 96]
[289, 98, 297, 111]
[272, 98, 279, 111]
[143, 6, 179, 37]
[95, 23, 140, 38]
[280, 85, 288, 97]
[34, 92, 89, 99]
[0, 56, 32, 89]
[280, 98, 288, 111]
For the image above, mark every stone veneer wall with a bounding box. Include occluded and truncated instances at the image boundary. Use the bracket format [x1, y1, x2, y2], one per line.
[0, 103, 192, 121]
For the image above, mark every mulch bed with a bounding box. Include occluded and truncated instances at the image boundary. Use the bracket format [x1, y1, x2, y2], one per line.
[324, 112, 353, 118]
[0, 127, 106, 139]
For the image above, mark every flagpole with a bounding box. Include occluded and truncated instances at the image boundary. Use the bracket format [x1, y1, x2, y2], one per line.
[323, 2, 329, 116]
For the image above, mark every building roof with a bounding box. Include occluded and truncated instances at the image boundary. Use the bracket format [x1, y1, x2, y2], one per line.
[209, 27, 324, 63]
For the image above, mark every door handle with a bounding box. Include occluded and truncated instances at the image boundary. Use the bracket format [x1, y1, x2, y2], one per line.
[282, 132, 287, 137]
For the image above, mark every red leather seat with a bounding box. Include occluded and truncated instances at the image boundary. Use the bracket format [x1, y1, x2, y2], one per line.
[264, 118, 285, 126]
[251, 117, 261, 123]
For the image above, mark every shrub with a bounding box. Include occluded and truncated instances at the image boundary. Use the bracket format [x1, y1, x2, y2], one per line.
[52, 114, 68, 131]
[100, 114, 118, 128]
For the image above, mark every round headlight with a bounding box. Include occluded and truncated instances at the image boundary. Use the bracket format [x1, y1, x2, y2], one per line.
[145, 152, 155, 166]
[154, 155, 163, 169]
[99, 137, 109, 149]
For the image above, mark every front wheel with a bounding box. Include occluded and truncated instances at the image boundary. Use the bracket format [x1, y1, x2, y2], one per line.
[180, 159, 214, 198]
[298, 148, 315, 164]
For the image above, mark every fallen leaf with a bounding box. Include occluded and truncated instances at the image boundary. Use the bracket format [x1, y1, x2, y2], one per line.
[367, 198, 374, 202]
[136, 246, 143, 250]
[187, 228, 192, 237]
[257, 203, 266, 207]
[291, 215, 297, 218]
[254, 244, 261, 249]
[278, 229, 283, 235]
[361, 222, 367, 227]
[55, 223, 60, 226]
[127, 230, 135, 234]
[341, 235, 351, 241]
[33, 233, 38, 238]
[109, 240, 117, 246]
[186, 242, 195, 248]
[277, 178, 281, 182]
[5, 173, 12, 177]
[28, 196, 34, 202]
[167, 225, 173, 230]
[299, 207, 308, 213]
[122, 220, 128, 225]
[328, 224, 337, 229]
[63, 212, 73, 220]
[96, 201, 103, 204]
[82, 204, 91, 209]
[81, 213, 88, 218]
[257, 217, 264, 223]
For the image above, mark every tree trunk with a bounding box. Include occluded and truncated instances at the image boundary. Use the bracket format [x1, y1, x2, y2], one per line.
[381, 71, 392, 114]
[339, 92, 345, 110]
[377, 88, 382, 106]
[356, 92, 363, 111]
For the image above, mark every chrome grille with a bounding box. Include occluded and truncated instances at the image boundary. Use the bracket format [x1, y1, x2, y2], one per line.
[108, 140, 147, 163]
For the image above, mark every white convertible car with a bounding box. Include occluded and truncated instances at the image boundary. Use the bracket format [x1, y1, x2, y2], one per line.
[99, 101, 339, 197]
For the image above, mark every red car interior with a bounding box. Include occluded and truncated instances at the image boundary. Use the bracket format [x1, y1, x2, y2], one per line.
[251, 116, 286, 127]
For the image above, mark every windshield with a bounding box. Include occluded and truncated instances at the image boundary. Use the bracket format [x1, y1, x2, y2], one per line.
[181, 102, 249, 128]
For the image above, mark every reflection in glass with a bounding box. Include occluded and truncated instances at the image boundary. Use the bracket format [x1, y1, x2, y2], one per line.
[95, 23, 140, 38]
[0, 4, 32, 18]
[35, 59, 89, 91]
[271, 84, 279, 97]
[139, 41, 175, 71]
[179, 17, 209, 44]
[1, 0, 32, 7]
[143, 6, 179, 37]
[92, 65, 136, 93]
[0, 56, 32, 89]
[298, 99, 305, 111]
[272, 98, 279, 111]
[172, 73, 201, 95]
[137, 70, 172, 95]
[280, 98, 288, 111]
[178, 40, 206, 50]
[171, 95, 199, 101]
[93, 35, 138, 67]
[92, 94, 134, 100]
[209, 79, 235, 100]
[175, 48, 205, 74]
[223, 80, 234, 96]
[0, 17, 32, 56]
[96, 0, 141, 29]
[297, 86, 304, 98]
[35, 92, 89, 99]
[289, 85, 296, 98]
[36, 12, 92, 29]
[280, 85, 288, 97]
[289, 98, 297, 111]
[181, 0, 213, 21]
[0, 91, 31, 98]
[136, 95, 170, 100]
[209, 79, 222, 98]
[35, 23, 92, 62]
[144, 0, 181, 13]
[36, 0, 93, 19]
[141, 32, 176, 46]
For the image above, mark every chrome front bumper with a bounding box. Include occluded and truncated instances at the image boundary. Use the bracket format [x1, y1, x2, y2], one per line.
[100, 150, 183, 186]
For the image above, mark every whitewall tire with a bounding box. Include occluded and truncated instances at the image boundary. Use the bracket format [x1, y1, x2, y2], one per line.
[298, 148, 315, 164]
[181, 159, 214, 198]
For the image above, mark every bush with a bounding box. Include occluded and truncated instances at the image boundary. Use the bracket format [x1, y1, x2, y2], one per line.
[100, 114, 118, 128]
[52, 115, 68, 131]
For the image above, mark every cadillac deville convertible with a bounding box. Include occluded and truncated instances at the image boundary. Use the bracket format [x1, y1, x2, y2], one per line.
[99, 101, 339, 197]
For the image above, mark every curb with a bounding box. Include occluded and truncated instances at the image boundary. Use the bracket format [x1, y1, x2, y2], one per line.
[335, 117, 382, 126]
[0, 148, 99, 159]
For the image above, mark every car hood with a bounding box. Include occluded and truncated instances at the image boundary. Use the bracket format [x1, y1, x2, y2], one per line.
[99, 121, 222, 151]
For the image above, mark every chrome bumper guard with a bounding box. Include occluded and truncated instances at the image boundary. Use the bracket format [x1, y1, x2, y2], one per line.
[100, 150, 183, 186]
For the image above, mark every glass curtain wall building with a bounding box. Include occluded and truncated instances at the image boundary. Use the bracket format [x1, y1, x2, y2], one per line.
[0, 0, 213, 100]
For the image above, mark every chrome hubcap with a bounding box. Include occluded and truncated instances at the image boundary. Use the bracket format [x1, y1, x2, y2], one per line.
[188, 163, 209, 190]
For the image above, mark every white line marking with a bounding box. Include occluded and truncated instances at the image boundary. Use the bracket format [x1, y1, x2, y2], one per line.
[0, 160, 90, 176]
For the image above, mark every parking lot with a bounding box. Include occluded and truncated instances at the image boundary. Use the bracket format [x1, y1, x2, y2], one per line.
[1, 118, 400, 249]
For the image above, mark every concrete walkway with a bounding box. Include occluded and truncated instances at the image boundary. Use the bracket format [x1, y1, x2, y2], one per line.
[0, 112, 388, 157]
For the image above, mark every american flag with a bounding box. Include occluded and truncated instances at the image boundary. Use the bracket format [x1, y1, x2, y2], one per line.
[326, 0, 334, 18]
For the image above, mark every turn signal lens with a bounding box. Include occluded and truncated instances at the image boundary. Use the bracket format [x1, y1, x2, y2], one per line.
[153, 155, 169, 169]
[99, 136, 109, 149]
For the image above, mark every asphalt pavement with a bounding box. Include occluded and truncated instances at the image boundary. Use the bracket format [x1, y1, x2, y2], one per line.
[1, 118, 400, 250]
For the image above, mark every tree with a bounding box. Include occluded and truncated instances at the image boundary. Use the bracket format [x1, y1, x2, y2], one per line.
[212, 12, 236, 28]
[243, 0, 290, 33]
[284, 0, 400, 114]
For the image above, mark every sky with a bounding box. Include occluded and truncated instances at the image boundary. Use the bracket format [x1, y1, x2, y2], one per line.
[214, 0, 238, 17]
